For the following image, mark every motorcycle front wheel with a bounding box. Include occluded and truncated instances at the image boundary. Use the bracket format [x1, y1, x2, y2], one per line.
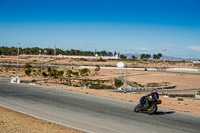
[134, 104, 140, 113]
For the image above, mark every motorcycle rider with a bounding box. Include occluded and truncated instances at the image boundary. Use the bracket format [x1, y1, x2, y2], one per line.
[139, 89, 159, 109]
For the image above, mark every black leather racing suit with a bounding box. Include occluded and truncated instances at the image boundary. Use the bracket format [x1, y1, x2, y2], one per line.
[139, 92, 159, 107]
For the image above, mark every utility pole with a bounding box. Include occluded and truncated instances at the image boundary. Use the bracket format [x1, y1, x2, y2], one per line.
[135, 52, 137, 59]
[162, 49, 167, 94]
[39, 50, 42, 86]
[17, 42, 20, 68]
[125, 66, 127, 88]
[54, 44, 56, 57]
[40, 49, 47, 86]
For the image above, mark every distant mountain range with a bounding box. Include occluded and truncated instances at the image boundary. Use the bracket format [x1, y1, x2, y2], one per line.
[124, 53, 199, 61]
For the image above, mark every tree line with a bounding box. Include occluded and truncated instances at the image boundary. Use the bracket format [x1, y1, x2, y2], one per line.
[0, 46, 162, 60]
[120, 53, 163, 60]
[140, 53, 162, 60]
[0, 46, 118, 57]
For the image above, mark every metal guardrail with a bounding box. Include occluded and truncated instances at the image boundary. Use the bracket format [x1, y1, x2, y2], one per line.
[166, 94, 195, 98]
[118, 85, 176, 91]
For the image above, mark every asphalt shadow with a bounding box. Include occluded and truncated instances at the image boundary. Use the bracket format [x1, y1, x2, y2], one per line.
[154, 111, 175, 115]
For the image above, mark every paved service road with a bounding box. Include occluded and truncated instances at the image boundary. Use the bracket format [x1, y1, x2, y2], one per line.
[0, 81, 200, 133]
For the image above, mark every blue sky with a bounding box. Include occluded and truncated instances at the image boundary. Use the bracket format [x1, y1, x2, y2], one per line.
[0, 0, 200, 58]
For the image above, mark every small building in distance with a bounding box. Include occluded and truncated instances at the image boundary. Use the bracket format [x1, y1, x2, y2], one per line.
[193, 61, 200, 63]
[57, 54, 119, 60]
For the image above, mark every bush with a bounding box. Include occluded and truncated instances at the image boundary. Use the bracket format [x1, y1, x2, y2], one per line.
[147, 83, 159, 87]
[66, 70, 72, 77]
[133, 82, 144, 87]
[97, 57, 106, 62]
[72, 71, 79, 77]
[31, 79, 37, 83]
[25, 69, 31, 76]
[114, 78, 123, 88]
[58, 71, 64, 76]
[80, 58, 88, 61]
[24, 63, 32, 69]
[42, 72, 48, 77]
[89, 83, 113, 89]
[177, 98, 184, 101]
[51, 69, 58, 78]
[50, 69, 64, 78]
[95, 65, 100, 75]
[48, 67, 52, 74]
[78, 68, 90, 76]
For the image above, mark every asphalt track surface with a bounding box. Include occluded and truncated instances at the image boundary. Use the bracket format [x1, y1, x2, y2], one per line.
[0, 81, 200, 133]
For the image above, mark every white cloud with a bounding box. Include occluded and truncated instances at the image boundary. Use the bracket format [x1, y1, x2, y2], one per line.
[165, 45, 174, 51]
[188, 46, 200, 52]
[135, 47, 151, 51]
[120, 46, 151, 52]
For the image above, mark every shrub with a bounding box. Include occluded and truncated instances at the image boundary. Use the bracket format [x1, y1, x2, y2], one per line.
[25, 69, 31, 76]
[58, 71, 64, 76]
[80, 58, 88, 61]
[177, 98, 184, 101]
[97, 57, 106, 62]
[147, 83, 159, 87]
[51, 69, 59, 78]
[66, 70, 72, 77]
[24, 63, 32, 69]
[48, 67, 52, 74]
[32, 69, 37, 74]
[72, 71, 79, 77]
[50, 69, 64, 78]
[133, 82, 144, 87]
[114, 78, 124, 88]
[31, 79, 37, 83]
[42, 72, 48, 77]
[89, 83, 114, 89]
[78, 68, 90, 76]
[95, 65, 100, 75]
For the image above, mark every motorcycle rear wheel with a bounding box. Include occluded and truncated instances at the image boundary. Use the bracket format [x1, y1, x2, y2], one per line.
[147, 104, 157, 115]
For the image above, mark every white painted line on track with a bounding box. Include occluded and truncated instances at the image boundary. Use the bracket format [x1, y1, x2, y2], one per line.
[0, 103, 94, 133]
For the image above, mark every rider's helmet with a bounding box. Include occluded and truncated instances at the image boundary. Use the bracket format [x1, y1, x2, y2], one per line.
[152, 89, 157, 93]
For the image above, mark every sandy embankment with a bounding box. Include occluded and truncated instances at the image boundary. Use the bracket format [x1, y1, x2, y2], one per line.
[0, 106, 84, 133]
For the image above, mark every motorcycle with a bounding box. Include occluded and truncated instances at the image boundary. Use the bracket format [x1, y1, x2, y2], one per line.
[134, 97, 162, 115]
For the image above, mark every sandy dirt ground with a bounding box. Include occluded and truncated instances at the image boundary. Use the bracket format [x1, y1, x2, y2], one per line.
[126, 70, 200, 90]
[0, 107, 84, 133]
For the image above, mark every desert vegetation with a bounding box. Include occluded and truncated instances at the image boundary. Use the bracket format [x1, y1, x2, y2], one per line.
[19, 64, 121, 89]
